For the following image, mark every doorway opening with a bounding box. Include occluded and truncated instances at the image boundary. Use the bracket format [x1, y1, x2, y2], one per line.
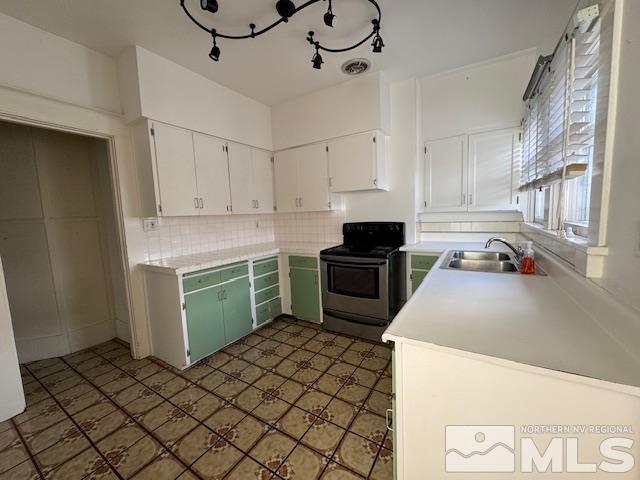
[0, 120, 131, 363]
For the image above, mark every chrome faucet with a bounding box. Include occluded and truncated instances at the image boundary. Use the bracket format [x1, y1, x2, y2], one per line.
[485, 237, 523, 263]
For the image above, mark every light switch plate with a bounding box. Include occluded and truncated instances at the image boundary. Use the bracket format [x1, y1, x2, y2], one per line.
[576, 4, 599, 24]
[142, 218, 158, 232]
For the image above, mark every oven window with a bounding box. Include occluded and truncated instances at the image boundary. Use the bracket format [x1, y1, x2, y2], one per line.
[327, 264, 379, 299]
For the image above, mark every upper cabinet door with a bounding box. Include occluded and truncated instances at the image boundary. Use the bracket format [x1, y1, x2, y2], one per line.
[251, 149, 274, 213]
[151, 122, 199, 217]
[468, 128, 520, 211]
[273, 149, 299, 213]
[192, 133, 232, 216]
[424, 135, 468, 212]
[297, 143, 331, 212]
[227, 143, 255, 215]
[328, 132, 383, 192]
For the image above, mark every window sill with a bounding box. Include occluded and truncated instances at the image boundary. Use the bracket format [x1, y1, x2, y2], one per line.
[523, 223, 589, 250]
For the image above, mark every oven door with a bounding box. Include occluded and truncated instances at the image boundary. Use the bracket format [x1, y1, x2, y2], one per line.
[320, 255, 389, 319]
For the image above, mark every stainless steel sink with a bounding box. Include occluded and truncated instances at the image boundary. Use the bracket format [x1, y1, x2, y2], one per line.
[447, 259, 519, 273]
[440, 250, 546, 275]
[451, 251, 511, 262]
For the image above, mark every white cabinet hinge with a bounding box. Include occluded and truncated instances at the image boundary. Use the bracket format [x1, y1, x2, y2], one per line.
[329, 177, 333, 187]
[158, 204, 163, 214]
[325, 145, 329, 153]
[271, 156, 274, 163]
[182, 302, 186, 310]
[150, 127, 155, 136]
[328, 202, 332, 208]
[186, 349, 190, 358]
[373, 136, 376, 143]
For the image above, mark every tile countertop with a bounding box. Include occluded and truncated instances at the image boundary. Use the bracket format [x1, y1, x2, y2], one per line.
[139, 241, 338, 276]
[386, 242, 640, 391]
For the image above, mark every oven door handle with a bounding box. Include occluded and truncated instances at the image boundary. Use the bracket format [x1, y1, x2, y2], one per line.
[324, 309, 389, 327]
[321, 258, 387, 267]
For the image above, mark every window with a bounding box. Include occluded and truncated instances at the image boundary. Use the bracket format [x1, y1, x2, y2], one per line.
[520, 8, 601, 236]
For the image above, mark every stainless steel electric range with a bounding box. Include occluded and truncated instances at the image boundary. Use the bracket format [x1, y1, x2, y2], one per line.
[320, 222, 406, 342]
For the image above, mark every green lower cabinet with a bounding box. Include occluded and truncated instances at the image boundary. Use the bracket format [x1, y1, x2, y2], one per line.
[269, 297, 282, 318]
[184, 286, 226, 363]
[290, 266, 320, 323]
[221, 277, 253, 344]
[411, 269, 428, 293]
[256, 302, 271, 326]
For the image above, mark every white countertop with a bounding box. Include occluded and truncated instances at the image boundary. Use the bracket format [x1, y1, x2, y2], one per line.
[140, 241, 337, 275]
[385, 242, 640, 390]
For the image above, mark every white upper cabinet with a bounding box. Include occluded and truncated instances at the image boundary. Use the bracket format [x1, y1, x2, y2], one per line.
[468, 128, 520, 211]
[228, 143, 274, 214]
[251, 149, 275, 214]
[151, 122, 199, 217]
[422, 128, 521, 213]
[328, 131, 388, 192]
[273, 149, 299, 213]
[274, 143, 335, 213]
[192, 133, 232, 215]
[424, 135, 468, 212]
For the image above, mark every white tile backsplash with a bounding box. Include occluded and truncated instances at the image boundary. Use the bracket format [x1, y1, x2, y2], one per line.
[143, 210, 345, 261]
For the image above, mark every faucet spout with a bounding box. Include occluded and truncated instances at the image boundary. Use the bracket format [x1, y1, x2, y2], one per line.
[485, 237, 524, 262]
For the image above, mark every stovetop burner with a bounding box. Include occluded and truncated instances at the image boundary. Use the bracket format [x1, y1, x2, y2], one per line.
[320, 222, 406, 259]
[320, 244, 399, 259]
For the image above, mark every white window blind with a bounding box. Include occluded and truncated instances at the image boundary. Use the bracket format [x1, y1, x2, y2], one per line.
[519, 12, 601, 192]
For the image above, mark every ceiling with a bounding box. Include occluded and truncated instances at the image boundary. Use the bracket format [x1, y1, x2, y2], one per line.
[0, 0, 578, 105]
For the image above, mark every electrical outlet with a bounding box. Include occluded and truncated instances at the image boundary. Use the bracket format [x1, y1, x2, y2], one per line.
[576, 4, 599, 24]
[142, 218, 158, 232]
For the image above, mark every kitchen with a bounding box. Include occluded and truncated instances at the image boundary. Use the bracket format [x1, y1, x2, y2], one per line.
[0, 0, 639, 479]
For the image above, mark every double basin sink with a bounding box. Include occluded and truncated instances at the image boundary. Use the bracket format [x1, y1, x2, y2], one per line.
[440, 250, 545, 275]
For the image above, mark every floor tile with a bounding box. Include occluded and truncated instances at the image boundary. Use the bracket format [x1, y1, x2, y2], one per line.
[96, 425, 146, 458]
[34, 432, 90, 475]
[370, 448, 392, 480]
[12, 398, 61, 426]
[248, 430, 296, 473]
[203, 351, 233, 369]
[130, 451, 185, 479]
[314, 373, 344, 396]
[274, 359, 299, 378]
[80, 410, 130, 443]
[181, 363, 213, 382]
[350, 368, 378, 389]
[109, 436, 164, 479]
[278, 444, 327, 479]
[320, 462, 365, 479]
[336, 383, 370, 406]
[234, 386, 267, 412]
[153, 411, 198, 446]
[252, 396, 291, 425]
[23, 418, 78, 454]
[225, 456, 271, 480]
[373, 376, 392, 394]
[187, 393, 224, 421]
[218, 359, 250, 376]
[294, 390, 332, 416]
[223, 415, 268, 452]
[0, 459, 40, 480]
[171, 425, 220, 465]
[212, 378, 248, 402]
[301, 417, 347, 458]
[191, 439, 242, 480]
[137, 402, 177, 431]
[364, 392, 391, 417]
[0, 428, 19, 452]
[349, 411, 387, 446]
[322, 398, 359, 429]
[47, 446, 105, 480]
[273, 379, 306, 404]
[277, 406, 316, 440]
[203, 405, 246, 435]
[197, 370, 227, 391]
[0, 444, 29, 475]
[334, 432, 379, 478]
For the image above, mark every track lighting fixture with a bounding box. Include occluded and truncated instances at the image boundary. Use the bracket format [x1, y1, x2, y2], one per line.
[180, 0, 383, 69]
[200, 0, 218, 13]
[323, 0, 335, 27]
[275, 0, 297, 20]
[209, 33, 220, 61]
[312, 46, 324, 69]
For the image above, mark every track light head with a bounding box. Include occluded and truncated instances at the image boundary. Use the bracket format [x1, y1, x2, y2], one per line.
[312, 51, 324, 69]
[276, 0, 296, 20]
[200, 0, 219, 14]
[209, 34, 221, 61]
[323, 0, 335, 27]
[372, 34, 384, 53]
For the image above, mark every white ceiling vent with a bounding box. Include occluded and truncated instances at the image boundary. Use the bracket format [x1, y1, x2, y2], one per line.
[341, 58, 371, 76]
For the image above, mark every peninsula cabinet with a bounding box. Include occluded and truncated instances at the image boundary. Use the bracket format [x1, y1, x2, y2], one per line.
[273, 143, 340, 213]
[133, 119, 274, 217]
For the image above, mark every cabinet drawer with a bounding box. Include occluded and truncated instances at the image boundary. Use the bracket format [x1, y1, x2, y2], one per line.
[289, 256, 318, 269]
[183, 271, 222, 293]
[254, 271, 279, 291]
[220, 263, 249, 282]
[255, 285, 280, 305]
[256, 302, 271, 326]
[269, 297, 282, 318]
[253, 258, 278, 276]
[411, 255, 439, 270]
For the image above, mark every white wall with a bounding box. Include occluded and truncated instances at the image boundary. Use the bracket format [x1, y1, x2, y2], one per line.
[118, 46, 272, 151]
[0, 13, 122, 114]
[343, 79, 418, 244]
[600, 0, 640, 313]
[421, 49, 536, 141]
[271, 72, 390, 151]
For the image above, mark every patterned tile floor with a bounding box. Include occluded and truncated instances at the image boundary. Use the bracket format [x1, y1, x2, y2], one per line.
[0, 316, 393, 480]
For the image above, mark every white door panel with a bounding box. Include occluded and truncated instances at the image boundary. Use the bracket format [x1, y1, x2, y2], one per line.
[424, 136, 468, 212]
[468, 128, 519, 211]
[152, 123, 198, 217]
[193, 133, 231, 216]
[297, 143, 330, 212]
[274, 149, 299, 213]
[228, 142, 254, 214]
[328, 133, 376, 192]
[252, 149, 274, 213]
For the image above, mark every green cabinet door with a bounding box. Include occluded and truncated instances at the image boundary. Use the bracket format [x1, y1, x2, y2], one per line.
[290, 268, 320, 323]
[411, 270, 428, 293]
[221, 277, 253, 343]
[184, 286, 226, 363]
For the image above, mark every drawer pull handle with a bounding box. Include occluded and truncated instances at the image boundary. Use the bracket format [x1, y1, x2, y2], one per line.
[385, 408, 393, 431]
